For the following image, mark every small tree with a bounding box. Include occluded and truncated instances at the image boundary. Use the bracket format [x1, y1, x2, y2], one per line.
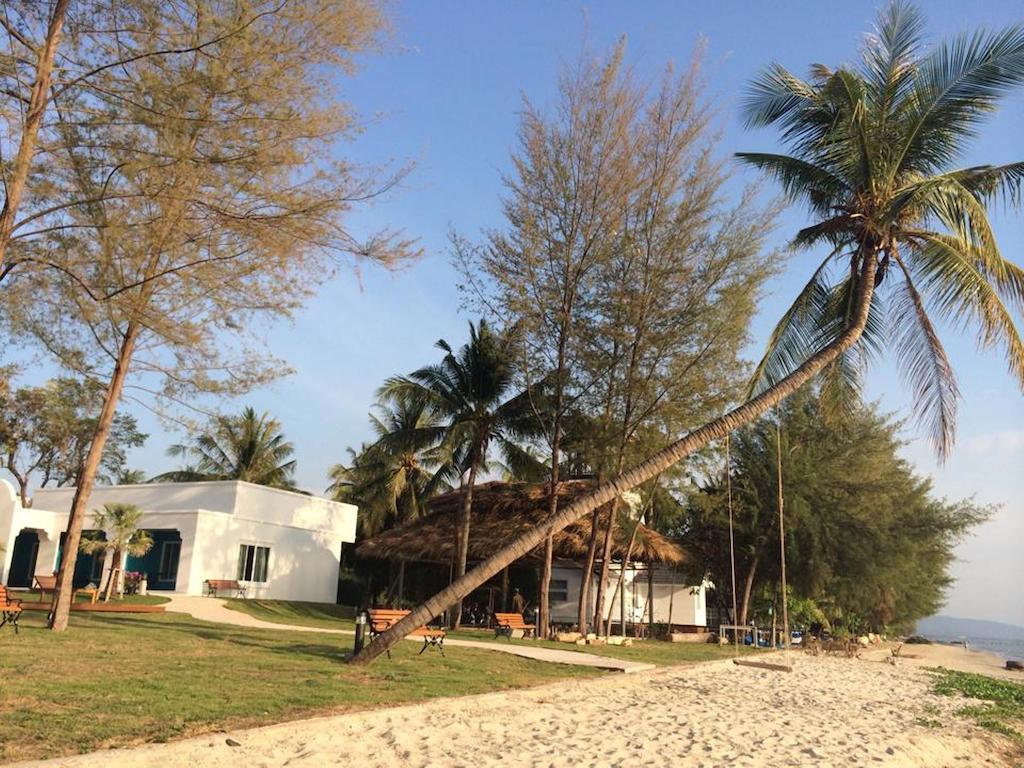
[80, 503, 154, 602]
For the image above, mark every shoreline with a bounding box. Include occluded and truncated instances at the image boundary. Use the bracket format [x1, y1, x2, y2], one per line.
[867, 639, 1024, 681]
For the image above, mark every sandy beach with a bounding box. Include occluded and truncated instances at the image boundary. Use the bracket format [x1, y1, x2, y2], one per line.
[15, 642, 1020, 768]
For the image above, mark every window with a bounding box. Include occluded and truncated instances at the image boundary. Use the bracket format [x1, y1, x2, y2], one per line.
[237, 544, 270, 583]
[548, 578, 568, 603]
[158, 541, 181, 581]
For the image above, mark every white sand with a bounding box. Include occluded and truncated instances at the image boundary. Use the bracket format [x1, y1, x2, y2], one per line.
[17, 646, 1020, 768]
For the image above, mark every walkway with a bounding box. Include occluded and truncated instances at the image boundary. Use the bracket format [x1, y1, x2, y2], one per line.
[164, 596, 654, 673]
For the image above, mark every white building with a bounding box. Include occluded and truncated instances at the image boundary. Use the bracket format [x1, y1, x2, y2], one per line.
[0, 479, 357, 603]
[549, 564, 708, 630]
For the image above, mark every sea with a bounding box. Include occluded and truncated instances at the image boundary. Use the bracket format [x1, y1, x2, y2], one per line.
[921, 633, 1024, 662]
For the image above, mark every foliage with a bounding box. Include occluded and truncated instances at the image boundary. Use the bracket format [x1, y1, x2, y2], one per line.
[153, 407, 298, 490]
[122, 571, 145, 595]
[739, 0, 1024, 457]
[678, 391, 989, 632]
[328, 398, 452, 537]
[381, 320, 543, 482]
[80, 502, 154, 600]
[0, 375, 146, 503]
[932, 668, 1024, 741]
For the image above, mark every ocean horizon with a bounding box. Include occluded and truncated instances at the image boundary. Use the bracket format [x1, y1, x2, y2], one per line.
[920, 632, 1024, 662]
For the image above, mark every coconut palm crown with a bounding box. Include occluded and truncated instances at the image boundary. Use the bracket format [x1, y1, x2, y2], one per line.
[328, 397, 454, 537]
[152, 407, 297, 489]
[738, 0, 1024, 457]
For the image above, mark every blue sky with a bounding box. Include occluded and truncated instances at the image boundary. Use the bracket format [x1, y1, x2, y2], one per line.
[13, 2, 1024, 625]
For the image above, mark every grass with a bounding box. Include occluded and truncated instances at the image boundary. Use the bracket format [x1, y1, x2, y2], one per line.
[221, 599, 355, 630]
[449, 628, 748, 665]
[0, 610, 599, 763]
[930, 667, 1024, 742]
[214, 600, 755, 666]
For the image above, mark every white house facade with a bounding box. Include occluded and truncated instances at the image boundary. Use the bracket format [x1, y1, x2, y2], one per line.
[0, 479, 357, 603]
[548, 563, 708, 630]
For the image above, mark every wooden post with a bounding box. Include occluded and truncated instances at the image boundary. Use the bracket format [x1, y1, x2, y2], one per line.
[397, 561, 405, 605]
[666, 568, 676, 635]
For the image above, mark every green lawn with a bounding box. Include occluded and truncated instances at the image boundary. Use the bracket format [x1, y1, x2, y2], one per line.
[220, 601, 746, 666]
[0, 611, 598, 763]
[221, 598, 355, 630]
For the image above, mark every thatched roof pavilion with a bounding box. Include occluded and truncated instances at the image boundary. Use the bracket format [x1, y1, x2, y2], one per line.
[355, 480, 687, 566]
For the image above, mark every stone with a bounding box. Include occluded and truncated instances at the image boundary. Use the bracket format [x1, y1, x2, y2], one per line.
[556, 632, 582, 643]
[1006, 660, 1023, 671]
[226, 739, 242, 747]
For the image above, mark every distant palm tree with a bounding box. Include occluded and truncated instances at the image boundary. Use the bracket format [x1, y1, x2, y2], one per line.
[381, 320, 542, 627]
[80, 503, 153, 601]
[352, 2, 1024, 664]
[328, 398, 453, 537]
[152, 407, 297, 489]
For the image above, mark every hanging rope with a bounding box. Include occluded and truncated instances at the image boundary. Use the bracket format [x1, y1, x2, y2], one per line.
[776, 410, 790, 650]
[726, 433, 739, 655]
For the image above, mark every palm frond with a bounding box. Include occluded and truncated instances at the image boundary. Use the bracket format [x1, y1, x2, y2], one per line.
[891, 255, 960, 458]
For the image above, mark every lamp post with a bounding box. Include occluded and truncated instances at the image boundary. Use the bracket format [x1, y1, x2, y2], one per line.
[354, 610, 368, 654]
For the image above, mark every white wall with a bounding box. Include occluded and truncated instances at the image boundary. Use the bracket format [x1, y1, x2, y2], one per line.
[192, 510, 342, 602]
[549, 564, 707, 629]
[4, 480, 355, 602]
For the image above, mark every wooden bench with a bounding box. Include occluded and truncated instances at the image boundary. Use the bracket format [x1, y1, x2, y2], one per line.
[33, 574, 99, 604]
[368, 608, 446, 658]
[204, 579, 247, 598]
[0, 586, 23, 633]
[494, 612, 536, 640]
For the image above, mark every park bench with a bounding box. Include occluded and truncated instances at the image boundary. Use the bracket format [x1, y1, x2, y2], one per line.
[0, 586, 23, 633]
[493, 612, 536, 640]
[33, 574, 98, 604]
[368, 608, 446, 658]
[204, 579, 247, 598]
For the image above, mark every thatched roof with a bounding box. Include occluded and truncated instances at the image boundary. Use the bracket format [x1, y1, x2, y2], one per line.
[355, 480, 687, 566]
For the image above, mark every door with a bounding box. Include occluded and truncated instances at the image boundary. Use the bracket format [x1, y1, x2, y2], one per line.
[7, 530, 40, 588]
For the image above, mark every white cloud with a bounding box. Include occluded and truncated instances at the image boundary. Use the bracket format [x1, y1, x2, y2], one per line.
[964, 429, 1024, 456]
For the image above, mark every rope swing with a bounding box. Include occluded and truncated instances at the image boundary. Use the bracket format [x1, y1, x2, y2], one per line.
[730, 409, 794, 673]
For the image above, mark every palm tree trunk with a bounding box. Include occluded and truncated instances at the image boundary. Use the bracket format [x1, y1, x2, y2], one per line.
[576, 510, 600, 633]
[593, 499, 618, 630]
[538, 534, 553, 638]
[49, 322, 139, 631]
[451, 462, 477, 629]
[350, 257, 878, 664]
[0, 0, 70, 277]
[103, 547, 122, 603]
[739, 556, 759, 627]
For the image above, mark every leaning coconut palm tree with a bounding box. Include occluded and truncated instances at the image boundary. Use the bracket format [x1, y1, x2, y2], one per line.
[380, 319, 543, 627]
[152, 407, 298, 489]
[80, 503, 154, 601]
[352, 2, 1024, 663]
[328, 397, 453, 537]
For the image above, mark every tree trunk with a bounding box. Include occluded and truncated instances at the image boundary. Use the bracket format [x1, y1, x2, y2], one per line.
[103, 547, 122, 603]
[501, 566, 509, 612]
[49, 322, 139, 631]
[0, 0, 70, 274]
[576, 510, 600, 634]
[451, 462, 477, 629]
[350, 256, 878, 664]
[739, 556, 759, 627]
[593, 499, 618, 630]
[538, 533, 553, 638]
[666, 568, 676, 634]
[606, 514, 641, 637]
